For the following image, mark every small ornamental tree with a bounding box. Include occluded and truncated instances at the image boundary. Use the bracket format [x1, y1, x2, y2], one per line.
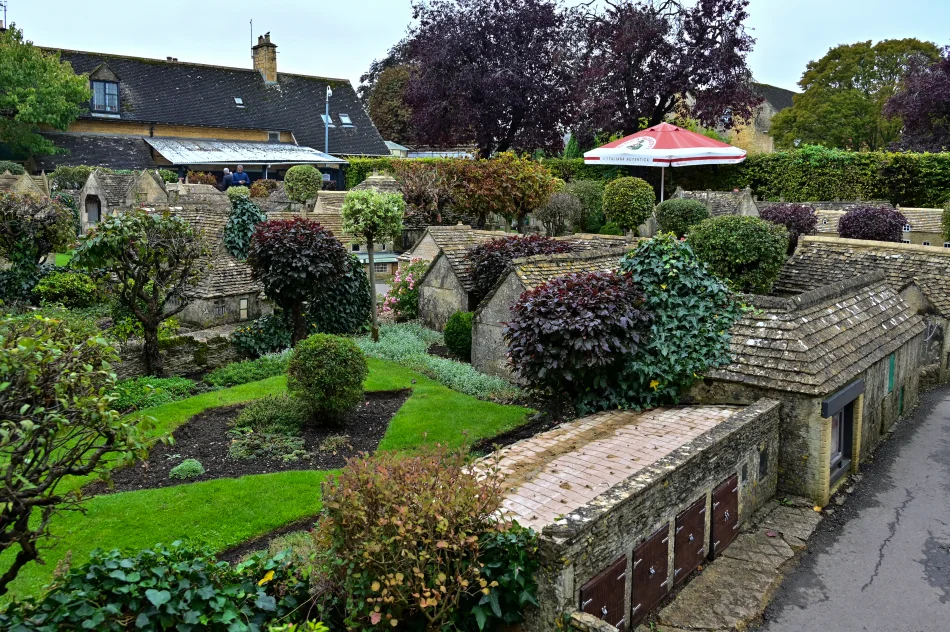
[760, 203, 819, 254]
[284, 165, 323, 203]
[453, 153, 557, 230]
[249, 178, 279, 198]
[467, 235, 573, 304]
[565, 179, 605, 233]
[341, 189, 406, 340]
[224, 196, 266, 259]
[837, 206, 907, 243]
[391, 160, 459, 224]
[602, 177, 655, 232]
[0, 192, 73, 295]
[287, 334, 368, 420]
[247, 218, 349, 344]
[616, 234, 746, 408]
[73, 209, 210, 376]
[504, 271, 651, 412]
[0, 314, 149, 595]
[654, 198, 710, 238]
[535, 191, 582, 236]
[689, 216, 789, 294]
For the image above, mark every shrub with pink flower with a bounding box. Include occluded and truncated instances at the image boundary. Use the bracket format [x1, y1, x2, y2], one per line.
[380, 258, 429, 321]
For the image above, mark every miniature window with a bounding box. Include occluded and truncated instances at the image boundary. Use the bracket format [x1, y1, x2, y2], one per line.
[91, 81, 119, 113]
[901, 239, 911, 244]
[351, 243, 360, 252]
[214, 300, 226, 317]
[903, 223, 912, 232]
[374, 262, 389, 273]
[923, 241, 931, 246]
[321, 114, 336, 127]
[268, 131, 280, 142]
[239, 298, 249, 320]
[339, 113, 354, 127]
[822, 218, 828, 225]
[234, 97, 245, 108]
[944, 242, 950, 248]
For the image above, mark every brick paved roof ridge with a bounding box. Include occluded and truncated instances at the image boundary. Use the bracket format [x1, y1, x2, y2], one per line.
[711, 272, 924, 395]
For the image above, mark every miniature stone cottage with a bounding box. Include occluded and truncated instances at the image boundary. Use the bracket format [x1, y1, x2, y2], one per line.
[78, 169, 168, 231]
[0, 171, 50, 197]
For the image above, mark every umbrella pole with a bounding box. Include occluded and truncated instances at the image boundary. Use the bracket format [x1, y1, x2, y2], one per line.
[660, 166, 665, 202]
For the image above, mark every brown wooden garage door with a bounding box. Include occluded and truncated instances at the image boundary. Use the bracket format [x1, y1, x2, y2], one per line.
[674, 496, 707, 584]
[579, 555, 628, 630]
[630, 526, 670, 627]
[710, 474, 740, 559]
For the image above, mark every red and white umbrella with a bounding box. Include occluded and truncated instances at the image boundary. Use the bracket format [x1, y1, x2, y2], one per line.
[583, 122, 746, 201]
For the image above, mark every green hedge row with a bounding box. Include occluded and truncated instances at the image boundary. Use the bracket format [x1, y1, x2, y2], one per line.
[346, 147, 950, 207]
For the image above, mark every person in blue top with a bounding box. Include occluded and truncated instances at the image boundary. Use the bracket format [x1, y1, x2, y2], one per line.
[232, 165, 251, 186]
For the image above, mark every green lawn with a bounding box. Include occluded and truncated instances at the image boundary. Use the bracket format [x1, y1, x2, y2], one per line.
[2, 357, 531, 602]
[54, 251, 74, 267]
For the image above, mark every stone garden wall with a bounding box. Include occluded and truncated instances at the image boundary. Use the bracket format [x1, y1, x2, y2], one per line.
[115, 324, 242, 379]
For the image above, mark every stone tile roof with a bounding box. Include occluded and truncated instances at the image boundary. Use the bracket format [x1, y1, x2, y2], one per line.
[775, 236, 950, 317]
[352, 175, 401, 194]
[555, 233, 637, 252]
[49, 49, 389, 156]
[491, 405, 739, 532]
[423, 225, 509, 291]
[164, 184, 260, 299]
[96, 173, 137, 208]
[0, 172, 50, 197]
[512, 248, 626, 291]
[710, 271, 924, 395]
[899, 208, 943, 233]
[35, 133, 160, 172]
[816, 210, 845, 233]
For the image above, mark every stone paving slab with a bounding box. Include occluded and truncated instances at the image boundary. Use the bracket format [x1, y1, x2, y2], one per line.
[721, 531, 795, 569]
[756, 505, 822, 549]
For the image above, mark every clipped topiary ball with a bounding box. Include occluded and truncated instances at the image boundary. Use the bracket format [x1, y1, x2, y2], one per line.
[759, 203, 818, 254]
[444, 311, 473, 361]
[602, 177, 655, 232]
[169, 458, 205, 480]
[287, 333, 368, 420]
[837, 206, 907, 243]
[688, 215, 789, 294]
[654, 198, 710, 238]
[284, 165, 323, 203]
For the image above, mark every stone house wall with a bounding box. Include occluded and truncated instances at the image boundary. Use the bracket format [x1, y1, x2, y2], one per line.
[689, 330, 924, 505]
[527, 399, 781, 632]
[176, 291, 269, 329]
[115, 325, 242, 379]
[418, 255, 470, 330]
[405, 233, 442, 263]
[471, 273, 525, 379]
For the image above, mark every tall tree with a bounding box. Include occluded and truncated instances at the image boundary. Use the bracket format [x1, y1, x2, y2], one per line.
[358, 39, 410, 105]
[885, 47, 950, 152]
[772, 39, 940, 151]
[580, 0, 760, 137]
[405, 0, 576, 156]
[73, 210, 210, 376]
[367, 65, 416, 144]
[0, 25, 90, 156]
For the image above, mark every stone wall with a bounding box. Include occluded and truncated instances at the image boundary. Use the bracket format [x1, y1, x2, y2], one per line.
[115, 324, 242, 379]
[527, 399, 781, 632]
[418, 255, 468, 330]
[472, 273, 524, 380]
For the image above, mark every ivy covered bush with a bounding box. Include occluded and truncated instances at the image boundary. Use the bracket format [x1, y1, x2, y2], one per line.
[837, 206, 907, 243]
[380, 258, 428, 321]
[0, 542, 311, 631]
[308, 254, 372, 335]
[52, 190, 80, 236]
[505, 271, 651, 412]
[654, 198, 710, 237]
[602, 176, 655, 232]
[760, 203, 818, 254]
[615, 234, 746, 408]
[468, 235, 573, 303]
[287, 334, 368, 420]
[250, 178, 279, 198]
[225, 196, 266, 259]
[689, 216, 789, 294]
[233, 314, 293, 358]
[284, 165, 323, 203]
[34, 270, 100, 308]
[313, 447, 538, 630]
[444, 311, 473, 361]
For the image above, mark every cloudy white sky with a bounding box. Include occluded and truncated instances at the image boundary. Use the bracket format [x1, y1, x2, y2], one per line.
[8, 0, 950, 92]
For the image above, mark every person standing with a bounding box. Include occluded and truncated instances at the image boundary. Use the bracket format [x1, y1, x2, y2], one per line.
[232, 165, 250, 186]
[222, 168, 233, 190]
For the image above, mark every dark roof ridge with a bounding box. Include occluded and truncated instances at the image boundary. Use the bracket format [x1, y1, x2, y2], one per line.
[786, 270, 886, 312]
[800, 235, 950, 255]
[43, 46, 351, 83]
[511, 246, 628, 267]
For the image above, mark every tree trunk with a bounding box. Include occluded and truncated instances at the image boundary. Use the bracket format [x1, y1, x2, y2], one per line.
[367, 236, 379, 342]
[291, 304, 306, 345]
[143, 322, 164, 377]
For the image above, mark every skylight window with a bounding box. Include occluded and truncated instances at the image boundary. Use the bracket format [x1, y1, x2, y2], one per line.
[339, 113, 354, 127]
[321, 114, 336, 127]
[234, 97, 244, 108]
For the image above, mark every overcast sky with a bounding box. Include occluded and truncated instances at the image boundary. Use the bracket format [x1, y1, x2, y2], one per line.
[8, 0, 950, 93]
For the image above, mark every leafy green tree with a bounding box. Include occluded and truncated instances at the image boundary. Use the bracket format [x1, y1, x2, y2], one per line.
[341, 189, 405, 340]
[0, 314, 149, 595]
[0, 192, 74, 299]
[453, 153, 556, 231]
[563, 135, 582, 159]
[73, 210, 210, 376]
[368, 65, 416, 145]
[771, 39, 941, 151]
[0, 25, 91, 156]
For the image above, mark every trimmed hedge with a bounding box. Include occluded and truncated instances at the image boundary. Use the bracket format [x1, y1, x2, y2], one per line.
[654, 198, 709, 237]
[603, 177, 655, 231]
[689, 216, 789, 295]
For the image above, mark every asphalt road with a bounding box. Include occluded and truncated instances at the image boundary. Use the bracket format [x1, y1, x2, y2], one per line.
[759, 386, 950, 632]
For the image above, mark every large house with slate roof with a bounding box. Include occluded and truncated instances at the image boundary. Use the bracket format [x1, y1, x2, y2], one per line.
[32, 33, 388, 184]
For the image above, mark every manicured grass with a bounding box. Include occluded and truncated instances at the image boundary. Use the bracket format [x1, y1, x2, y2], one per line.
[1, 358, 532, 603]
[54, 251, 73, 267]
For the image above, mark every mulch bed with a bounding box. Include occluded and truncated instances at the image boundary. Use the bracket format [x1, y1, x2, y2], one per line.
[427, 343, 466, 363]
[86, 390, 410, 495]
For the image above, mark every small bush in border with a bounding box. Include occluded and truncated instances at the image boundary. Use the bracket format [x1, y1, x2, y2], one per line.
[598, 222, 624, 236]
[654, 198, 710, 238]
[287, 334, 368, 420]
[505, 270, 651, 412]
[233, 394, 311, 434]
[112, 376, 196, 412]
[187, 170, 217, 186]
[444, 311, 473, 361]
[168, 458, 205, 480]
[284, 165, 323, 203]
[204, 352, 290, 387]
[837, 205, 907, 243]
[250, 179, 279, 198]
[226, 186, 250, 201]
[688, 215, 789, 294]
[380, 258, 428, 321]
[602, 176, 655, 232]
[34, 270, 100, 308]
[760, 203, 818, 254]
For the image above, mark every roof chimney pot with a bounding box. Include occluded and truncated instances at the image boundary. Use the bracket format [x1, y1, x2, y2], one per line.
[252, 32, 278, 84]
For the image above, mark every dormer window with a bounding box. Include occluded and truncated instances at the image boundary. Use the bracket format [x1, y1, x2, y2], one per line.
[91, 81, 119, 113]
[339, 113, 354, 127]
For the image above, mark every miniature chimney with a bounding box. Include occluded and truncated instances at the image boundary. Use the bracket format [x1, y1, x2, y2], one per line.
[252, 32, 278, 84]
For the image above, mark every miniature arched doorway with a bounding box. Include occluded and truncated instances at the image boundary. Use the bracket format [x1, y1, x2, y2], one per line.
[85, 194, 102, 227]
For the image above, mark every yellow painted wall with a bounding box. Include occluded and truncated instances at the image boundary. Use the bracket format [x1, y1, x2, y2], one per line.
[55, 120, 293, 143]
